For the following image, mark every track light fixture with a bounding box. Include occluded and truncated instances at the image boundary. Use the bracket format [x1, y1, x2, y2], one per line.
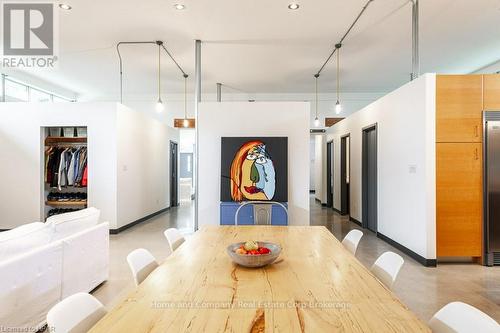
[314, 74, 320, 127]
[155, 41, 164, 113]
[335, 43, 342, 115]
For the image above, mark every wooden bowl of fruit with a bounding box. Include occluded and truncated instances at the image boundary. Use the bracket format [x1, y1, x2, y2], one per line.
[227, 241, 281, 268]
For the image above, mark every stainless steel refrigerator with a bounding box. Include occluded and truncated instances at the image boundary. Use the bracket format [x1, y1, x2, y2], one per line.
[484, 112, 500, 265]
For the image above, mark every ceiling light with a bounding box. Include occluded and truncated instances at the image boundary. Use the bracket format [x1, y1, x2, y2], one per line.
[174, 4, 186, 10]
[58, 3, 72, 10]
[156, 41, 164, 113]
[183, 74, 189, 127]
[156, 99, 164, 113]
[314, 117, 320, 127]
[288, 3, 300, 10]
[314, 73, 320, 127]
[335, 43, 342, 115]
[335, 100, 342, 114]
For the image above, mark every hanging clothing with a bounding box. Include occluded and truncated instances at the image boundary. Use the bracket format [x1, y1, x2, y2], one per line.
[81, 165, 88, 187]
[45, 146, 87, 189]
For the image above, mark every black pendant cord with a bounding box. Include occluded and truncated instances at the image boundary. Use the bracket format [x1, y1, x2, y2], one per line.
[116, 40, 189, 104]
[315, 0, 374, 76]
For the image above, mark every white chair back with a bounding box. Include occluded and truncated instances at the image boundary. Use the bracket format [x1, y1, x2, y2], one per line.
[341, 229, 363, 255]
[47, 292, 107, 333]
[164, 228, 185, 252]
[429, 301, 500, 333]
[127, 248, 158, 286]
[370, 251, 404, 289]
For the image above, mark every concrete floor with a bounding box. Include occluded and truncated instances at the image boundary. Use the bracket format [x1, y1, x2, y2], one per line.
[92, 197, 500, 324]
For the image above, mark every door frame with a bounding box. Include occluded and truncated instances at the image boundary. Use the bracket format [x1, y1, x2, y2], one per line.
[170, 140, 179, 207]
[362, 123, 378, 232]
[326, 140, 333, 208]
[340, 134, 350, 216]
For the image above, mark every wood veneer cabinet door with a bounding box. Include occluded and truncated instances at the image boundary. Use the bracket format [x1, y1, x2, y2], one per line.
[436, 143, 482, 257]
[484, 74, 500, 110]
[436, 75, 483, 142]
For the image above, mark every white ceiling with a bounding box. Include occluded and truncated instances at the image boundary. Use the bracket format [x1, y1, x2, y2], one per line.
[13, 0, 500, 100]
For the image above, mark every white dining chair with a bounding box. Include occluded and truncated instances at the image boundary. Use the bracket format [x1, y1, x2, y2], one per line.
[370, 251, 404, 290]
[127, 248, 159, 286]
[47, 292, 107, 333]
[429, 301, 500, 333]
[164, 228, 185, 252]
[341, 229, 364, 255]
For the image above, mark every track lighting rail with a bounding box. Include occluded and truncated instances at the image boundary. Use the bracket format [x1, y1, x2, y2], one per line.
[116, 40, 188, 103]
[315, 0, 374, 76]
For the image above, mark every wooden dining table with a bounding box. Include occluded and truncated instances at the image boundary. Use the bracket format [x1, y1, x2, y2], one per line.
[89, 226, 430, 332]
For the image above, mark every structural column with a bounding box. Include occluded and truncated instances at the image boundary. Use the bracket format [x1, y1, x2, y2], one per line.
[216, 83, 222, 102]
[411, 0, 419, 80]
[194, 40, 201, 231]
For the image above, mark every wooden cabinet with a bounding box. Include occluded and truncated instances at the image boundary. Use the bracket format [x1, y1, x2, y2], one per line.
[436, 75, 483, 143]
[436, 143, 482, 257]
[484, 74, 500, 110]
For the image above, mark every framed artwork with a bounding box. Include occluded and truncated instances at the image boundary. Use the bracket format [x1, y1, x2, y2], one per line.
[221, 137, 288, 202]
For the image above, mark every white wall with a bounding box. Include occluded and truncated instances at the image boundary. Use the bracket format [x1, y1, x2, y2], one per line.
[0, 102, 178, 230]
[198, 102, 310, 227]
[313, 134, 327, 203]
[0, 102, 118, 229]
[326, 74, 436, 259]
[309, 136, 315, 191]
[116, 104, 179, 229]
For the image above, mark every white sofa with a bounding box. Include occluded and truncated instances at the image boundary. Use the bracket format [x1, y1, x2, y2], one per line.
[0, 208, 109, 331]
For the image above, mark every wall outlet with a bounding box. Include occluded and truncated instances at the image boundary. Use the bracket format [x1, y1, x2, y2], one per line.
[408, 165, 417, 174]
[122, 165, 128, 172]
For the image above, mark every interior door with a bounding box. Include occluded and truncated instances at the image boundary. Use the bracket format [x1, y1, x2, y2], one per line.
[362, 126, 377, 232]
[326, 141, 333, 208]
[170, 141, 179, 207]
[340, 135, 350, 215]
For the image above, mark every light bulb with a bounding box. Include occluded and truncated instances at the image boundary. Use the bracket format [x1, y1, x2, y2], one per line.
[155, 99, 164, 113]
[335, 100, 342, 114]
[183, 118, 189, 127]
[314, 117, 320, 127]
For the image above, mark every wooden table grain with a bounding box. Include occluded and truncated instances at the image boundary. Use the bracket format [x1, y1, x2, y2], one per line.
[89, 226, 430, 332]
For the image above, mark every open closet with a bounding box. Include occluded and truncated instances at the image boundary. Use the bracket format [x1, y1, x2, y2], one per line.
[43, 126, 88, 220]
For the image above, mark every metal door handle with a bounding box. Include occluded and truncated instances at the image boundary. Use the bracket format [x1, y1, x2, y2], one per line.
[475, 125, 479, 138]
[475, 148, 479, 160]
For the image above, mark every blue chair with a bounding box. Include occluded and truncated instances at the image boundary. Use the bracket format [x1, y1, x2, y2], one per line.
[234, 201, 288, 225]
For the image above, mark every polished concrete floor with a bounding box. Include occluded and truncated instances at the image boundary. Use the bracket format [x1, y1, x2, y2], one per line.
[93, 197, 500, 324]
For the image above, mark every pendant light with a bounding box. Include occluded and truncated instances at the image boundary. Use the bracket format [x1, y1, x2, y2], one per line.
[335, 43, 342, 114]
[182, 74, 189, 127]
[155, 41, 164, 113]
[314, 74, 320, 127]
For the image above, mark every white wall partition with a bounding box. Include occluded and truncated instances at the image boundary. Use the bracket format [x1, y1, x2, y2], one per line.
[116, 104, 179, 229]
[0, 102, 177, 230]
[313, 134, 327, 203]
[197, 102, 310, 227]
[326, 74, 437, 259]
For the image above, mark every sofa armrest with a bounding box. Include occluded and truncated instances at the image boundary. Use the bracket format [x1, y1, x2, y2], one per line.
[61, 222, 109, 298]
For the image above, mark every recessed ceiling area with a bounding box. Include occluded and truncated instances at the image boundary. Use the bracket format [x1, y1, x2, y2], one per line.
[11, 0, 500, 100]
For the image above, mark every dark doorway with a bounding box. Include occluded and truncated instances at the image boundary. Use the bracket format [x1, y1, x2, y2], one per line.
[170, 141, 179, 207]
[340, 135, 350, 216]
[362, 125, 377, 232]
[326, 141, 333, 208]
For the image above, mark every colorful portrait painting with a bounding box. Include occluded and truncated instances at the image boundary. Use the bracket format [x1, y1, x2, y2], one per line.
[221, 137, 288, 202]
